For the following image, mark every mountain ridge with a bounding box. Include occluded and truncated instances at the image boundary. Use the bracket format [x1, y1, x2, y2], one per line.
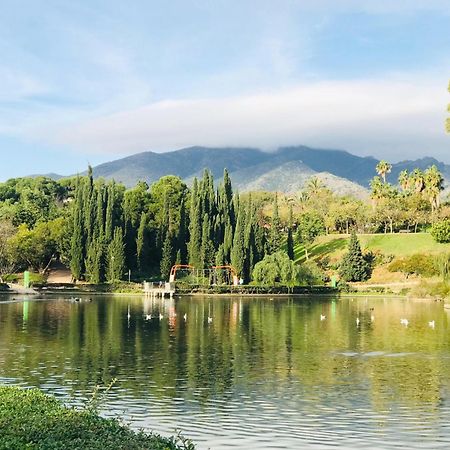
[27, 145, 450, 196]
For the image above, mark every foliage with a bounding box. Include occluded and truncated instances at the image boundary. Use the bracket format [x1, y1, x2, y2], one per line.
[252, 251, 299, 287]
[297, 260, 326, 285]
[106, 228, 126, 282]
[387, 254, 439, 278]
[431, 219, 450, 243]
[0, 386, 194, 450]
[339, 232, 371, 282]
[296, 211, 325, 259]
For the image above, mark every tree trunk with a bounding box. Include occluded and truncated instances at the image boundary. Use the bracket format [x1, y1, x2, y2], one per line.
[305, 247, 309, 260]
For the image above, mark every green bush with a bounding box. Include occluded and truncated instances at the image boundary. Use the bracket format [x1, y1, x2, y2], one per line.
[431, 219, 450, 243]
[0, 386, 194, 450]
[297, 260, 326, 285]
[388, 254, 439, 278]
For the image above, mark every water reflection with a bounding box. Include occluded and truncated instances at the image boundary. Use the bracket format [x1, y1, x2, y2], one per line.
[0, 295, 449, 449]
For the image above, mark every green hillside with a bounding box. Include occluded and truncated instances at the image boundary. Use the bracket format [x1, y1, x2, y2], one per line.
[294, 233, 450, 264]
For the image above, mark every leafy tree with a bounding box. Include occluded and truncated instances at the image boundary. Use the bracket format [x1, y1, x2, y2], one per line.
[431, 219, 450, 243]
[339, 232, 371, 282]
[9, 222, 61, 274]
[252, 251, 298, 288]
[0, 221, 16, 282]
[296, 212, 325, 259]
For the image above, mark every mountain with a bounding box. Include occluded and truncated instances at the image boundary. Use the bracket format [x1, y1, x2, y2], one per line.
[29, 145, 450, 196]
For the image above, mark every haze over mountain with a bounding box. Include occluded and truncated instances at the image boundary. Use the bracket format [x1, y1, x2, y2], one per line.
[45, 145, 449, 197]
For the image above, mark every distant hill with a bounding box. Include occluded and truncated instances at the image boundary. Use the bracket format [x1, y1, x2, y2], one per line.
[30, 145, 450, 196]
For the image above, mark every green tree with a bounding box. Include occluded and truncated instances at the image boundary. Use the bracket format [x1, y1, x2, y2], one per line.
[267, 194, 283, 254]
[376, 160, 392, 184]
[252, 251, 298, 289]
[339, 231, 371, 282]
[107, 227, 125, 282]
[160, 231, 173, 280]
[0, 221, 16, 282]
[296, 212, 325, 260]
[286, 203, 295, 260]
[231, 204, 246, 280]
[431, 219, 450, 243]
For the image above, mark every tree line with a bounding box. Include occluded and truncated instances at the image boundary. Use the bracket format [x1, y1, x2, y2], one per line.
[0, 160, 448, 285]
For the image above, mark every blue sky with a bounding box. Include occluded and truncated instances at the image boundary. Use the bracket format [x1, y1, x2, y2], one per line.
[1, 0, 449, 180]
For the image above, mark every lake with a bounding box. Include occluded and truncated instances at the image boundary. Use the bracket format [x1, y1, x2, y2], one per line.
[1, 294, 449, 449]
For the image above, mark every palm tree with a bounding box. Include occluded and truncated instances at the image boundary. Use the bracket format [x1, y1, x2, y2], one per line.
[370, 176, 384, 207]
[398, 169, 409, 192]
[424, 165, 444, 212]
[410, 168, 425, 193]
[376, 160, 392, 184]
[306, 176, 325, 196]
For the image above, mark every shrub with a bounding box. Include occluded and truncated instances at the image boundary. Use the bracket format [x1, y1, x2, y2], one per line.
[388, 254, 439, 278]
[297, 260, 326, 286]
[0, 386, 194, 450]
[431, 219, 450, 243]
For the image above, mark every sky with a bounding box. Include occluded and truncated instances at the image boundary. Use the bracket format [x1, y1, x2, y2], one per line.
[0, 0, 449, 180]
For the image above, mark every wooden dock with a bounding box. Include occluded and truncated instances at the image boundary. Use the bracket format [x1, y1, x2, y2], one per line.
[143, 282, 175, 298]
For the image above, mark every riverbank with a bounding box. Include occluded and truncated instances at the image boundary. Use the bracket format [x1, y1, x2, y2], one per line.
[0, 386, 194, 450]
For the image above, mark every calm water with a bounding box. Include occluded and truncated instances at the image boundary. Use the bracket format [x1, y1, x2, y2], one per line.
[1, 294, 450, 449]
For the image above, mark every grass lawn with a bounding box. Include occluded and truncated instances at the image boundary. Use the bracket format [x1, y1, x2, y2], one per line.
[0, 386, 193, 450]
[294, 233, 450, 264]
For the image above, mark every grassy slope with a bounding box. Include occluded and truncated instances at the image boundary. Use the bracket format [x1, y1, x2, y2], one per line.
[294, 233, 450, 264]
[0, 386, 192, 450]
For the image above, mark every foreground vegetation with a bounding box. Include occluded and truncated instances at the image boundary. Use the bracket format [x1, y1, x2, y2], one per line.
[0, 386, 193, 450]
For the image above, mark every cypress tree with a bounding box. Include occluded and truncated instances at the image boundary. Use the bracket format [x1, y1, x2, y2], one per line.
[160, 231, 173, 279]
[287, 203, 295, 260]
[231, 204, 246, 280]
[188, 179, 202, 267]
[107, 227, 125, 282]
[200, 213, 215, 268]
[215, 244, 225, 284]
[70, 178, 85, 281]
[105, 181, 115, 244]
[177, 198, 188, 264]
[339, 231, 371, 282]
[268, 194, 283, 254]
[223, 222, 233, 263]
[136, 212, 149, 274]
[85, 238, 103, 283]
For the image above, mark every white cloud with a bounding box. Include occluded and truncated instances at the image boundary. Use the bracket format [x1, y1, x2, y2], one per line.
[43, 74, 450, 163]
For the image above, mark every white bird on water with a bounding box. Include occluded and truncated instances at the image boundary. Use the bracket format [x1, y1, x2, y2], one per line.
[183, 313, 187, 321]
[207, 316, 213, 324]
[320, 314, 326, 321]
[127, 306, 131, 320]
[356, 317, 360, 326]
[400, 318, 409, 327]
[145, 314, 152, 321]
[371, 315, 375, 322]
[429, 320, 435, 329]
[159, 313, 164, 320]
